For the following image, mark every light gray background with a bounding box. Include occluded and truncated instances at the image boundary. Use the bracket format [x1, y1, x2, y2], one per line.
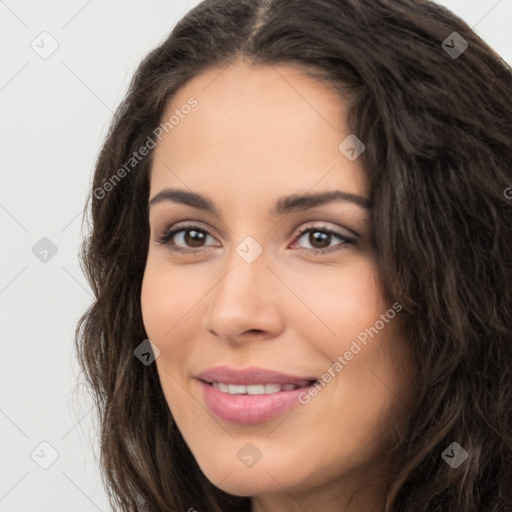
[1, 1, 511, 510]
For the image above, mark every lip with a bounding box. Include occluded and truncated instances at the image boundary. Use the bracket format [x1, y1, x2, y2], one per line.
[196, 366, 318, 425]
[196, 365, 317, 386]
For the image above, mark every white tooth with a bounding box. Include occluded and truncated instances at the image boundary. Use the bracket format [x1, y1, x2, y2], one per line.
[264, 383, 282, 394]
[216, 383, 299, 394]
[228, 384, 246, 394]
[246, 384, 265, 395]
[218, 382, 229, 393]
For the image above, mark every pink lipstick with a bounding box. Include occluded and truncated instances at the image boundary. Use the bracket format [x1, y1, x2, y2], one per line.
[196, 366, 317, 425]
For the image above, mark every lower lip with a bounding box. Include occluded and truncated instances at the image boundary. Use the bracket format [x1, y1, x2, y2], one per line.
[199, 380, 312, 425]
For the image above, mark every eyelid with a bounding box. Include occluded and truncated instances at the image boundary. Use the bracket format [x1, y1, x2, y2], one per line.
[157, 220, 213, 238]
[291, 221, 359, 240]
[155, 221, 218, 251]
[289, 223, 357, 254]
[156, 220, 358, 255]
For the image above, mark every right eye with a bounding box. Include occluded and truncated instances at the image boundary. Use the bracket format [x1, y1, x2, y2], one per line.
[157, 224, 219, 253]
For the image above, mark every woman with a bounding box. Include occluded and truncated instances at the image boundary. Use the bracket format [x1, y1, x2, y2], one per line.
[75, 0, 512, 510]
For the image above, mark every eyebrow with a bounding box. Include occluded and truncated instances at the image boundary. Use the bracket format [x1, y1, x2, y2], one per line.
[149, 188, 372, 216]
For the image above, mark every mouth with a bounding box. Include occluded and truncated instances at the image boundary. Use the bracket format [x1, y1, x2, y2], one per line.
[202, 380, 316, 395]
[195, 366, 319, 425]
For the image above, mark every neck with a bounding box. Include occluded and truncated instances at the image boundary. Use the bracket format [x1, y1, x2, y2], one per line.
[251, 473, 390, 512]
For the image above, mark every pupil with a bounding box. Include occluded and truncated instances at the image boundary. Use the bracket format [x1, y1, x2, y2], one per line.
[186, 230, 205, 247]
[310, 231, 330, 248]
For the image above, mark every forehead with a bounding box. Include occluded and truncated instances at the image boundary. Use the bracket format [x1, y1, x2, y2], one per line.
[150, 62, 368, 201]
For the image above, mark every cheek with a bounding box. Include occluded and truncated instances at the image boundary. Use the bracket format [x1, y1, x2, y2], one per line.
[140, 265, 172, 342]
[140, 263, 197, 416]
[140, 257, 214, 400]
[293, 260, 404, 414]
[141, 253, 385, 359]
[140, 255, 202, 342]
[140, 263, 189, 384]
[294, 259, 385, 340]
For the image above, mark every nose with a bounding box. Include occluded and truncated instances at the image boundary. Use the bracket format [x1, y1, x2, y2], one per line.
[202, 245, 285, 345]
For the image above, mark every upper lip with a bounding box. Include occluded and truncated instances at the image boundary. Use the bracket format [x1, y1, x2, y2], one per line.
[196, 366, 317, 386]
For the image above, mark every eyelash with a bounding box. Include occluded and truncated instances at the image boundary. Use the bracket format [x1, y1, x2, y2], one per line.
[156, 223, 357, 255]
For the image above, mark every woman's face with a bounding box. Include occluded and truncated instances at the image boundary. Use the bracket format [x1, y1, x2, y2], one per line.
[141, 62, 412, 510]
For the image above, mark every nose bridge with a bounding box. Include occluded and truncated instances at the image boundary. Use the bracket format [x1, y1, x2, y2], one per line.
[213, 238, 269, 312]
[203, 236, 283, 340]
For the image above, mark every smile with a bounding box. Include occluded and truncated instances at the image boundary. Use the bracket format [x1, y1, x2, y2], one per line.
[209, 381, 311, 394]
[195, 366, 318, 424]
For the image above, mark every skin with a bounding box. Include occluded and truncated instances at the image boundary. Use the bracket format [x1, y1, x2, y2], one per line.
[141, 61, 414, 512]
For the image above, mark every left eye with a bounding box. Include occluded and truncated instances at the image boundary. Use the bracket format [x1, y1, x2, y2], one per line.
[157, 226, 216, 252]
[157, 224, 356, 254]
[292, 226, 356, 253]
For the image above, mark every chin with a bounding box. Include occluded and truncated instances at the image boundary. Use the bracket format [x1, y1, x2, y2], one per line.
[197, 457, 289, 496]
[207, 471, 279, 497]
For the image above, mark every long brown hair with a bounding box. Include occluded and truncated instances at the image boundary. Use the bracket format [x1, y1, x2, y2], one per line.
[75, 0, 512, 510]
